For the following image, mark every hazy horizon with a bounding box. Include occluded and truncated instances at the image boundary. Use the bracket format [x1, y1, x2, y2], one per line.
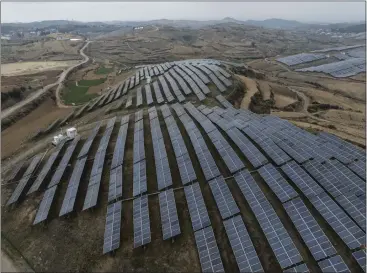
[2, 2, 366, 24]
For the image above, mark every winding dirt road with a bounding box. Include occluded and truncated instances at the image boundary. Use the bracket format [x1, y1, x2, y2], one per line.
[2, 41, 91, 118]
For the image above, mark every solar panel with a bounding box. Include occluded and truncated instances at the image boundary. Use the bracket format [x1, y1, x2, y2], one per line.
[144, 84, 154, 105]
[133, 133, 145, 164]
[274, 140, 313, 164]
[135, 109, 144, 122]
[194, 226, 224, 272]
[90, 149, 106, 177]
[152, 81, 164, 104]
[303, 160, 363, 198]
[108, 165, 123, 202]
[176, 153, 197, 185]
[133, 160, 147, 197]
[242, 127, 291, 166]
[155, 156, 173, 190]
[24, 154, 43, 177]
[209, 176, 239, 219]
[77, 122, 101, 158]
[59, 157, 87, 216]
[209, 132, 245, 174]
[158, 76, 175, 102]
[7, 154, 43, 205]
[309, 192, 365, 249]
[223, 215, 263, 272]
[103, 201, 122, 254]
[169, 70, 192, 95]
[133, 194, 151, 248]
[159, 189, 181, 240]
[82, 172, 102, 210]
[326, 160, 365, 195]
[111, 124, 128, 169]
[281, 161, 324, 198]
[163, 73, 185, 102]
[318, 255, 350, 272]
[258, 164, 298, 203]
[184, 182, 211, 231]
[283, 263, 309, 272]
[27, 149, 62, 194]
[348, 160, 366, 180]
[226, 128, 268, 168]
[283, 197, 336, 261]
[335, 192, 366, 232]
[234, 170, 302, 269]
[353, 249, 366, 272]
[134, 119, 144, 133]
[184, 64, 210, 84]
[125, 95, 133, 108]
[33, 185, 57, 225]
[160, 104, 172, 119]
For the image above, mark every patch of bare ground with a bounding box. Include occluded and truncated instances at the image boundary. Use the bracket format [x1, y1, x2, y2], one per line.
[1, 97, 72, 159]
[237, 75, 258, 109]
[269, 83, 298, 108]
[257, 80, 271, 100]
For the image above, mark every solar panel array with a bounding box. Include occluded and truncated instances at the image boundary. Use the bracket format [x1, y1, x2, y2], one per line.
[162, 107, 197, 185]
[78, 121, 101, 159]
[133, 195, 151, 248]
[297, 57, 365, 78]
[277, 53, 327, 66]
[173, 104, 220, 181]
[27, 143, 66, 194]
[209, 176, 240, 220]
[283, 197, 336, 261]
[223, 215, 264, 272]
[83, 117, 116, 211]
[185, 103, 244, 174]
[194, 226, 225, 272]
[103, 201, 122, 254]
[59, 156, 88, 216]
[234, 170, 302, 269]
[159, 189, 181, 240]
[149, 111, 173, 190]
[184, 182, 211, 231]
[335, 192, 366, 232]
[353, 249, 366, 272]
[318, 255, 350, 272]
[309, 192, 365, 250]
[133, 114, 147, 197]
[7, 153, 43, 205]
[48, 135, 81, 188]
[33, 185, 57, 225]
[258, 163, 298, 203]
[281, 161, 324, 198]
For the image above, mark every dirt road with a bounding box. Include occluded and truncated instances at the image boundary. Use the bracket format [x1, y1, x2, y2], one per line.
[2, 41, 91, 118]
[2, 251, 18, 272]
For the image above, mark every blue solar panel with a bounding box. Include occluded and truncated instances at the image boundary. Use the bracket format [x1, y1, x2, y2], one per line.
[283, 197, 336, 261]
[194, 226, 224, 272]
[310, 192, 365, 250]
[223, 215, 264, 272]
[159, 189, 181, 240]
[184, 182, 211, 231]
[133, 194, 151, 248]
[318, 255, 350, 272]
[234, 170, 302, 269]
[353, 249, 366, 272]
[258, 163, 298, 203]
[33, 185, 57, 225]
[281, 161, 324, 198]
[103, 201, 122, 254]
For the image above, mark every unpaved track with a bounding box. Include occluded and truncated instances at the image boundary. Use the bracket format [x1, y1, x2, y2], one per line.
[1, 251, 18, 272]
[237, 75, 258, 109]
[2, 41, 91, 118]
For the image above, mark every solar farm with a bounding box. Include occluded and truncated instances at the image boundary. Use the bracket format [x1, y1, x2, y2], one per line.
[276, 45, 366, 78]
[2, 59, 366, 272]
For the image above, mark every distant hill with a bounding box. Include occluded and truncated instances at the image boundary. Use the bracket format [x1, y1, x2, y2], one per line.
[242, 18, 305, 29]
[332, 23, 366, 33]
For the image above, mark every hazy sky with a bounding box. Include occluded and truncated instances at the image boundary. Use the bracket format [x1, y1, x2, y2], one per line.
[2, 2, 366, 23]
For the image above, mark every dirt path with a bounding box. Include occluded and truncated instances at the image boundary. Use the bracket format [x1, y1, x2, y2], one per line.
[2, 251, 18, 272]
[2, 41, 91, 118]
[237, 75, 258, 109]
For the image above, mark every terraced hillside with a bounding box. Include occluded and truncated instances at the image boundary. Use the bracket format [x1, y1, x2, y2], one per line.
[2, 60, 366, 272]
